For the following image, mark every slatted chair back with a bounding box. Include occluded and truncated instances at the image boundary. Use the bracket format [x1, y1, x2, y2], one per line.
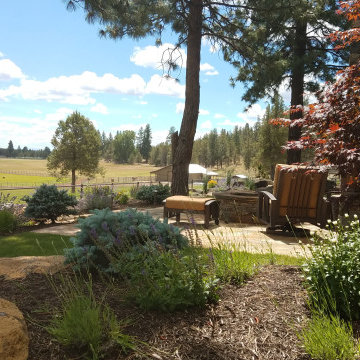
[272, 164, 328, 222]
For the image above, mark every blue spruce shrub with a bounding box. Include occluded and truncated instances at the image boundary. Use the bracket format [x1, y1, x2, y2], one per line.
[22, 184, 77, 223]
[64, 208, 188, 272]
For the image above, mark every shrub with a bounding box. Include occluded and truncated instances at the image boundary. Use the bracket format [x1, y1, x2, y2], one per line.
[226, 169, 234, 187]
[298, 312, 358, 360]
[129, 185, 138, 199]
[202, 175, 210, 194]
[135, 184, 170, 204]
[303, 215, 360, 319]
[0, 210, 18, 234]
[78, 185, 113, 211]
[0, 192, 17, 207]
[114, 190, 129, 205]
[207, 179, 217, 189]
[64, 208, 188, 272]
[22, 184, 77, 223]
[117, 246, 219, 311]
[0, 192, 27, 227]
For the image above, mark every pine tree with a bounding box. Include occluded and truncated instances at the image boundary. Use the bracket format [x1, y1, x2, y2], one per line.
[227, 0, 350, 164]
[47, 111, 102, 192]
[6, 140, 14, 158]
[65, 0, 285, 195]
[255, 96, 288, 177]
[141, 124, 152, 163]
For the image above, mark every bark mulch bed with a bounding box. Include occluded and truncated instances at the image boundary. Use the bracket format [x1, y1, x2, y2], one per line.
[0, 265, 310, 359]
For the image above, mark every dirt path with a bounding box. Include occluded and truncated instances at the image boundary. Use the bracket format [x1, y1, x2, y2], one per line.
[0, 256, 66, 280]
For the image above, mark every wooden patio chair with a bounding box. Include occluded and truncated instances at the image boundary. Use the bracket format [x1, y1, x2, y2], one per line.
[257, 164, 329, 235]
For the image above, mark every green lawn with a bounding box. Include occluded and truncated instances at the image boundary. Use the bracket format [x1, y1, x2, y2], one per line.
[0, 232, 72, 257]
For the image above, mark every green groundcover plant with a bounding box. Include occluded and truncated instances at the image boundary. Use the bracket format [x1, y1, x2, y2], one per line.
[298, 312, 359, 360]
[303, 215, 360, 320]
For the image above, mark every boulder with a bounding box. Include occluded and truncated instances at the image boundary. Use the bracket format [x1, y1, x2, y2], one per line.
[0, 298, 29, 360]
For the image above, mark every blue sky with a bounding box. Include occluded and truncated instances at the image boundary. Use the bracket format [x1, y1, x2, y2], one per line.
[0, 0, 283, 149]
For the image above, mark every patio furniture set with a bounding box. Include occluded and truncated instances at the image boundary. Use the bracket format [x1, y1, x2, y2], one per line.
[163, 164, 335, 235]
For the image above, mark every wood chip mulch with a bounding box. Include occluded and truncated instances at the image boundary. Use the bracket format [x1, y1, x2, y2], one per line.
[0, 265, 310, 360]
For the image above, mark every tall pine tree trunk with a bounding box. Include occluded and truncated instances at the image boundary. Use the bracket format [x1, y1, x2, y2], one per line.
[171, 0, 202, 195]
[287, 20, 306, 164]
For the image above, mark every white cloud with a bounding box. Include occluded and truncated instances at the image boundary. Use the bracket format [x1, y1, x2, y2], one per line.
[145, 74, 185, 98]
[236, 104, 266, 125]
[130, 43, 186, 71]
[0, 59, 25, 81]
[0, 70, 185, 105]
[152, 129, 169, 145]
[91, 103, 109, 114]
[202, 36, 220, 53]
[131, 114, 142, 119]
[199, 109, 210, 116]
[138, 100, 148, 105]
[200, 63, 218, 76]
[218, 119, 242, 127]
[200, 120, 212, 129]
[200, 63, 215, 72]
[0, 107, 74, 148]
[214, 113, 225, 119]
[176, 102, 185, 114]
[0, 51, 4, 58]
[151, 113, 158, 118]
[205, 70, 219, 76]
[34, 109, 42, 114]
[44, 107, 73, 123]
[176, 103, 209, 115]
[130, 44, 218, 77]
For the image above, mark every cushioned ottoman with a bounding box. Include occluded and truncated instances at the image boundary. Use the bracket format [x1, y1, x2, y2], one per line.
[163, 196, 220, 228]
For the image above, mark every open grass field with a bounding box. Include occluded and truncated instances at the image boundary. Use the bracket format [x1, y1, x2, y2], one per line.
[0, 173, 61, 186]
[0, 158, 161, 201]
[0, 158, 159, 178]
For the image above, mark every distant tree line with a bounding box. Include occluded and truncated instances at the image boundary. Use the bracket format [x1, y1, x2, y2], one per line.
[99, 124, 153, 164]
[149, 96, 291, 178]
[0, 140, 51, 159]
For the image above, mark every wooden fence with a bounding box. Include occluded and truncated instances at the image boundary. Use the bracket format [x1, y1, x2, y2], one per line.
[0, 180, 159, 193]
[0, 176, 154, 190]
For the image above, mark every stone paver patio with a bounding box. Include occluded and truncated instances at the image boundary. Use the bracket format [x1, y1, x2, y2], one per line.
[32, 206, 317, 257]
[0, 206, 322, 280]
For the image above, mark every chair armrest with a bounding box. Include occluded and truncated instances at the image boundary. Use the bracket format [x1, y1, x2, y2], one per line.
[258, 191, 278, 226]
[259, 190, 277, 201]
